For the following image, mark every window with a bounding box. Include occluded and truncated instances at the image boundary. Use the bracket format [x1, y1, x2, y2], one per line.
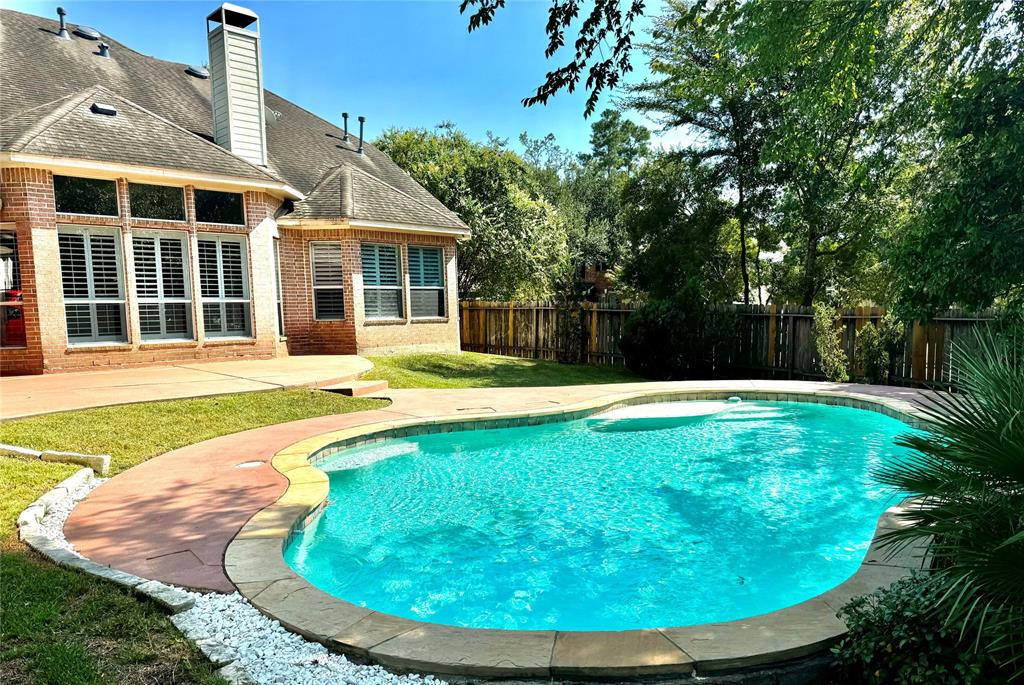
[194, 189, 244, 225]
[54, 175, 118, 216]
[311, 242, 344, 320]
[58, 227, 126, 343]
[361, 243, 402, 319]
[408, 245, 445, 318]
[129, 183, 185, 221]
[197, 235, 251, 337]
[133, 232, 193, 340]
[273, 238, 284, 335]
[1, 230, 25, 348]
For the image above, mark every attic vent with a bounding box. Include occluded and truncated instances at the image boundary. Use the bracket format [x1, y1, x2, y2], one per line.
[186, 64, 210, 79]
[73, 25, 100, 40]
[90, 102, 117, 116]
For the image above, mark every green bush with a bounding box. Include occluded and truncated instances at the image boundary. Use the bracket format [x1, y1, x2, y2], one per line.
[813, 303, 849, 382]
[619, 295, 735, 380]
[855, 313, 904, 384]
[832, 576, 1009, 684]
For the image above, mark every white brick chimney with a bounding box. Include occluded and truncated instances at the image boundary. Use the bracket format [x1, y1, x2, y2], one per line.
[206, 3, 268, 167]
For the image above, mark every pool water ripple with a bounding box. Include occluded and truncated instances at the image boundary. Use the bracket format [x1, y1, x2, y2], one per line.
[285, 401, 913, 630]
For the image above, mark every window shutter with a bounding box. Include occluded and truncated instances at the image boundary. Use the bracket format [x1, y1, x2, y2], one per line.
[360, 244, 380, 285]
[198, 240, 220, 298]
[409, 246, 442, 287]
[159, 238, 187, 298]
[220, 241, 245, 298]
[58, 233, 89, 298]
[312, 243, 343, 286]
[133, 237, 159, 298]
[377, 245, 400, 286]
[89, 234, 121, 298]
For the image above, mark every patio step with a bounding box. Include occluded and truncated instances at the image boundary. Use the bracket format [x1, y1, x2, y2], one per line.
[321, 379, 390, 397]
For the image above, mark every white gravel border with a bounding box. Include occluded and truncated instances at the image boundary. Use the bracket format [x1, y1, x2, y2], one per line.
[17, 467, 448, 685]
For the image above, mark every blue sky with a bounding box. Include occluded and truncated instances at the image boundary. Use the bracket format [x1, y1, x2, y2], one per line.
[6, 0, 686, 155]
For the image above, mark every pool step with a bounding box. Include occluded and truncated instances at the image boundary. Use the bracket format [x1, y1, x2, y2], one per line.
[321, 379, 390, 397]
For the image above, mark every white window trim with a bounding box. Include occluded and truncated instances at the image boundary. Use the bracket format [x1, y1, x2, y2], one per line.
[128, 182, 188, 223]
[193, 189, 247, 227]
[197, 233, 253, 338]
[408, 245, 446, 319]
[133, 229, 194, 341]
[57, 225, 127, 344]
[361, 242, 404, 321]
[310, 241, 345, 321]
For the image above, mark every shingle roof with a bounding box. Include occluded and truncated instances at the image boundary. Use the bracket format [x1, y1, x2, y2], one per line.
[0, 9, 468, 231]
[2, 86, 282, 183]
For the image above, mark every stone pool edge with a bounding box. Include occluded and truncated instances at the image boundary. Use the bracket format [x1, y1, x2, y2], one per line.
[224, 386, 932, 681]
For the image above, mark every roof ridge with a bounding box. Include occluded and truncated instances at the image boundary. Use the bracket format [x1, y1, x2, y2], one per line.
[0, 92, 77, 125]
[82, 86, 283, 183]
[9, 88, 97, 151]
[348, 165, 463, 226]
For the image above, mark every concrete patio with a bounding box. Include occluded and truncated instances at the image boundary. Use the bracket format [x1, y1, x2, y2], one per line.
[0, 355, 372, 419]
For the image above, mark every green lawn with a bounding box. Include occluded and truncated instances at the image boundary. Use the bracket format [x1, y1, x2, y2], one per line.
[364, 351, 642, 388]
[0, 389, 386, 685]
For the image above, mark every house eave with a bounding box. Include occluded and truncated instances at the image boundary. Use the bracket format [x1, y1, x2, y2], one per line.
[0, 152, 305, 201]
[277, 216, 471, 240]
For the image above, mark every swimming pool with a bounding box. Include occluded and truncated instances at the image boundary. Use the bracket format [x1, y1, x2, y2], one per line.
[284, 400, 913, 631]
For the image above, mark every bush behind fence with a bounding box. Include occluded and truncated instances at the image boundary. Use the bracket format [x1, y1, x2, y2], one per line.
[459, 298, 999, 387]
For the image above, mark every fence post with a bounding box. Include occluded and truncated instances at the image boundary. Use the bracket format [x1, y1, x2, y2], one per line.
[460, 301, 469, 350]
[589, 302, 598, 364]
[767, 304, 777, 372]
[507, 302, 514, 356]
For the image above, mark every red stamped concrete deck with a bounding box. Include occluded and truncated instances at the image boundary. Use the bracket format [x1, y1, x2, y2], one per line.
[64, 380, 933, 593]
[0, 355, 372, 420]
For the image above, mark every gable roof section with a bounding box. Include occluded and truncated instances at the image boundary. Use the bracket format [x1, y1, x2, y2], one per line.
[0, 9, 467, 231]
[290, 164, 468, 232]
[3, 86, 283, 184]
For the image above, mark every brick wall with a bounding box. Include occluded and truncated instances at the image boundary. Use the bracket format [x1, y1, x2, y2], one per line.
[0, 168, 281, 374]
[278, 226, 460, 356]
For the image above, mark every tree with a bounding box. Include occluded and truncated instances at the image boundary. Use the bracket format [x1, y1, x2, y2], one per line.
[628, 1, 778, 304]
[375, 124, 568, 299]
[460, 0, 647, 116]
[618, 153, 739, 302]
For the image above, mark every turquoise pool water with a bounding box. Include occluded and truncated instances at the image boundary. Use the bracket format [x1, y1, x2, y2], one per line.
[284, 401, 913, 631]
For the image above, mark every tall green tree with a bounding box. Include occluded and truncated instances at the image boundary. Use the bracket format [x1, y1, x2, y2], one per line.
[376, 124, 568, 299]
[628, 0, 778, 304]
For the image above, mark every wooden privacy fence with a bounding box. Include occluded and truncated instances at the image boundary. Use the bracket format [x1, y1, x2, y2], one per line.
[459, 300, 998, 387]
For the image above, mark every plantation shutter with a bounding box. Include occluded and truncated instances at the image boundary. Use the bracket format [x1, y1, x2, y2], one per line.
[361, 244, 402, 319]
[133, 233, 192, 340]
[408, 246, 444, 318]
[197, 235, 251, 337]
[311, 242, 345, 320]
[57, 227, 126, 342]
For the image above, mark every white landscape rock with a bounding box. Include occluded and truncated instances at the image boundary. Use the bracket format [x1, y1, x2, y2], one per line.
[34, 468, 449, 685]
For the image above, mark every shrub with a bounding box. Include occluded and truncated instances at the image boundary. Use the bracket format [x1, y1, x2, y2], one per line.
[875, 330, 1024, 678]
[813, 303, 849, 382]
[619, 295, 735, 380]
[832, 576, 1009, 684]
[856, 313, 904, 384]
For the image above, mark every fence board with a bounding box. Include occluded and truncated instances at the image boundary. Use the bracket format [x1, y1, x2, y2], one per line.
[459, 300, 997, 387]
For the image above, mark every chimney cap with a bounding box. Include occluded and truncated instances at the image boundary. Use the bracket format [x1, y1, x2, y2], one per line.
[207, 3, 259, 30]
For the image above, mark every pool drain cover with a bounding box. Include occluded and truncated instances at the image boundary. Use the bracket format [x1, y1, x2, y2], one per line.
[234, 460, 265, 469]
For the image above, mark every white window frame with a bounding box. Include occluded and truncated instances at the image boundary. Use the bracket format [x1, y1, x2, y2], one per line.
[57, 225, 127, 345]
[132, 230, 194, 341]
[360, 242, 403, 320]
[0, 226, 25, 348]
[408, 245, 446, 319]
[197, 233, 253, 338]
[310, 241, 345, 321]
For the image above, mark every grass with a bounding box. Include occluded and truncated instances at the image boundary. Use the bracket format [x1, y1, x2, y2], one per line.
[1, 389, 387, 685]
[364, 351, 642, 389]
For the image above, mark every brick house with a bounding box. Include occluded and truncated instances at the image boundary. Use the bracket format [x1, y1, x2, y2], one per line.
[0, 4, 470, 376]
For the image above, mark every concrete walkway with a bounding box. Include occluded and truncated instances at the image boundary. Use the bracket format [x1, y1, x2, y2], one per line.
[63, 380, 933, 593]
[0, 355, 372, 419]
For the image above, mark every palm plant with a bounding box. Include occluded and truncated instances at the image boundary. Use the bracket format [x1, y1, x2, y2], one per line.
[875, 329, 1024, 677]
